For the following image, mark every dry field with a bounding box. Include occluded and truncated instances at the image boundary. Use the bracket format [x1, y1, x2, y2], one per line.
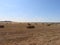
[0, 22, 60, 45]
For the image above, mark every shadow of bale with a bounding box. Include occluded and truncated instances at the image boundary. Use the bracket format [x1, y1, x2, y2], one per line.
[27, 25, 35, 29]
[0, 25, 4, 28]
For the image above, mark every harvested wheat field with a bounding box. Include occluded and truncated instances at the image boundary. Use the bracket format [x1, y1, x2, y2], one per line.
[0, 22, 60, 45]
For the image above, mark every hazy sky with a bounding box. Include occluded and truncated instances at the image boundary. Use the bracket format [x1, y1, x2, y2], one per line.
[0, 0, 60, 22]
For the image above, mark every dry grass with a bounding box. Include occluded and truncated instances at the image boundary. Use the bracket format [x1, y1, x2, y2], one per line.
[0, 22, 60, 45]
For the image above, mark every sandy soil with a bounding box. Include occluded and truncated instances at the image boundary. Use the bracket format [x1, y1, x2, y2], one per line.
[0, 22, 60, 45]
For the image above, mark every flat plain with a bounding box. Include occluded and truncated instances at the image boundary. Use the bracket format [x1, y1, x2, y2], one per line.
[0, 22, 60, 45]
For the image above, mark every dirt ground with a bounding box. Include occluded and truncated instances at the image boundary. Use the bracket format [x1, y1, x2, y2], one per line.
[0, 22, 60, 45]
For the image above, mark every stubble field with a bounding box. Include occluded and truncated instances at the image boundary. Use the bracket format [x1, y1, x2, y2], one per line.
[0, 22, 60, 45]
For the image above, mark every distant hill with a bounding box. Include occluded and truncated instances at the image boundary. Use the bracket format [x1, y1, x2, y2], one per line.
[0, 21, 12, 23]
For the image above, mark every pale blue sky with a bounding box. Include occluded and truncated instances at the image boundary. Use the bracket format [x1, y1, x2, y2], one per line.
[0, 0, 60, 22]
